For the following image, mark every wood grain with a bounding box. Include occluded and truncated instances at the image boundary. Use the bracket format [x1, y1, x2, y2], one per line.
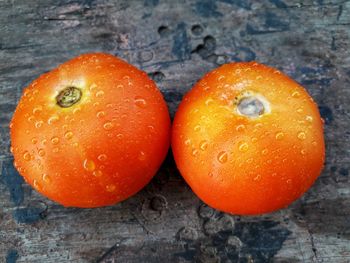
[1, 0, 350, 262]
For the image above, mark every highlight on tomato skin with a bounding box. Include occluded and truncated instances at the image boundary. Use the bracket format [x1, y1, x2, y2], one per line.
[10, 53, 171, 208]
[171, 61, 325, 215]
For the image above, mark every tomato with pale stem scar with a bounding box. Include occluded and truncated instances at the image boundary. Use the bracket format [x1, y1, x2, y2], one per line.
[10, 53, 171, 208]
[172, 62, 325, 215]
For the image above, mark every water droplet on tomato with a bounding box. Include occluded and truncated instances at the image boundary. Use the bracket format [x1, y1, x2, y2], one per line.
[292, 91, 300, 98]
[42, 174, 51, 183]
[98, 154, 107, 161]
[48, 115, 59, 125]
[33, 180, 41, 190]
[296, 108, 303, 114]
[239, 142, 249, 152]
[194, 125, 201, 132]
[33, 105, 42, 114]
[262, 149, 268, 155]
[275, 132, 284, 140]
[217, 151, 228, 163]
[83, 159, 95, 171]
[117, 134, 124, 139]
[306, 115, 313, 122]
[35, 121, 43, 128]
[73, 107, 81, 114]
[31, 137, 38, 144]
[103, 122, 113, 130]
[89, 83, 98, 91]
[134, 97, 147, 108]
[236, 124, 245, 132]
[23, 151, 31, 161]
[64, 131, 73, 140]
[96, 111, 105, 118]
[297, 131, 306, 140]
[93, 170, 103, 177]
[251, 137, 258, 143]
[199, 140, 208, 151]
[38, 149, 45, 157]
[184, 139, 191, 146]
[51, 137, 59, 145]
[106, 184, 116, 192]
[253, 174, 261, 181]
[138, 151, 146, 161]
[52, 147, 59, 153]
[95, 91, 104, 98]
[205, 98, 214, 106]
[191, 149, 199, 156]
[301, 149, 307, 155]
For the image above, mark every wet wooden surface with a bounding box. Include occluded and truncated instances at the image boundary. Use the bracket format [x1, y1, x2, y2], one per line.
[1, 0, 350, 262]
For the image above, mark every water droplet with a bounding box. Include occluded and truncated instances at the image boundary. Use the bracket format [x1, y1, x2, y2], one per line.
[312, 141, 317, 146]
[51, 137, 59, 145]
[31, 138, 38, 144]
[236, 124, 245, 132]
[89, 83, 98, 91]
[116, 84, 123, 89]
[42, 174, 51, 183]
[93, 170, 103, 177]
[134, 97, 147, 108]
[184, 139, 191, 146]
[199, 140, 208, 151]
[48, 115, 59, 125]
[275, 132, 284, 140]
[292, 91, 300, 98]
[28, 116, 35, 122]
[138, 151, 146, 161]
[286, 179, 292, 184]
[296, 108, 303, 114]
[73, 107, 81, 114]
[194, 125, 201, 132]
[23, 151, 31, 161]
[217, 151, 228, 163]
[38, 149, 45, 157]
[64, 131, 73, 140]
[301, 149, 307, 155]
[103, 122, 113, 130]
[205, 98, 214, 106]
[95, 91, 104, 98]
[93, 102, 100, 107]
[239, 142, 249, 152]
[96, 111, 105, 118]
[33, 180, 41, 190]
[52, 147, 59, 153]
[251, 137, 258, 143]
[33, 106, 42, 114]
[98, 154, 107, 161]
[306, 115, 313, 122]
[106, 184, 116, 192]
[297, 132, 306, 140]
[191, 149, 199, 156]
[117, 134, 124, 139]
[253, 174, 261, 181]
[83, 159, 95, 171]
[35, 121, 43, 128]
[262, 149, 268, 155]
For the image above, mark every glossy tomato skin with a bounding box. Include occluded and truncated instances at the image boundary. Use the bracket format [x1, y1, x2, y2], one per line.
[172, 62, 325, 215]
[10, 53, 170, 208]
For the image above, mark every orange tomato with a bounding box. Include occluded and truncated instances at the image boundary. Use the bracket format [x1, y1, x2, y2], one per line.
[10, 53, 170, 208]
[172, 62, 325, 215]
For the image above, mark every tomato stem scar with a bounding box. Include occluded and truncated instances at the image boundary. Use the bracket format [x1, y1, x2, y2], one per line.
[56, 86, 82, 108]
[237, 96, 266, 118]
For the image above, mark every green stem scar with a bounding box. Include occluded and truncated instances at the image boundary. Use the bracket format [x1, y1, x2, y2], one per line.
[56, 86, 82, 108]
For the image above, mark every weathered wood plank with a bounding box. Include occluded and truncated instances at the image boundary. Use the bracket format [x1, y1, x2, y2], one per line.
[1, 0, 350, 262]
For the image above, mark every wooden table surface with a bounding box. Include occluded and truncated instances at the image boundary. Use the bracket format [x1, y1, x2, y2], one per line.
[1, 0, 350, 262]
